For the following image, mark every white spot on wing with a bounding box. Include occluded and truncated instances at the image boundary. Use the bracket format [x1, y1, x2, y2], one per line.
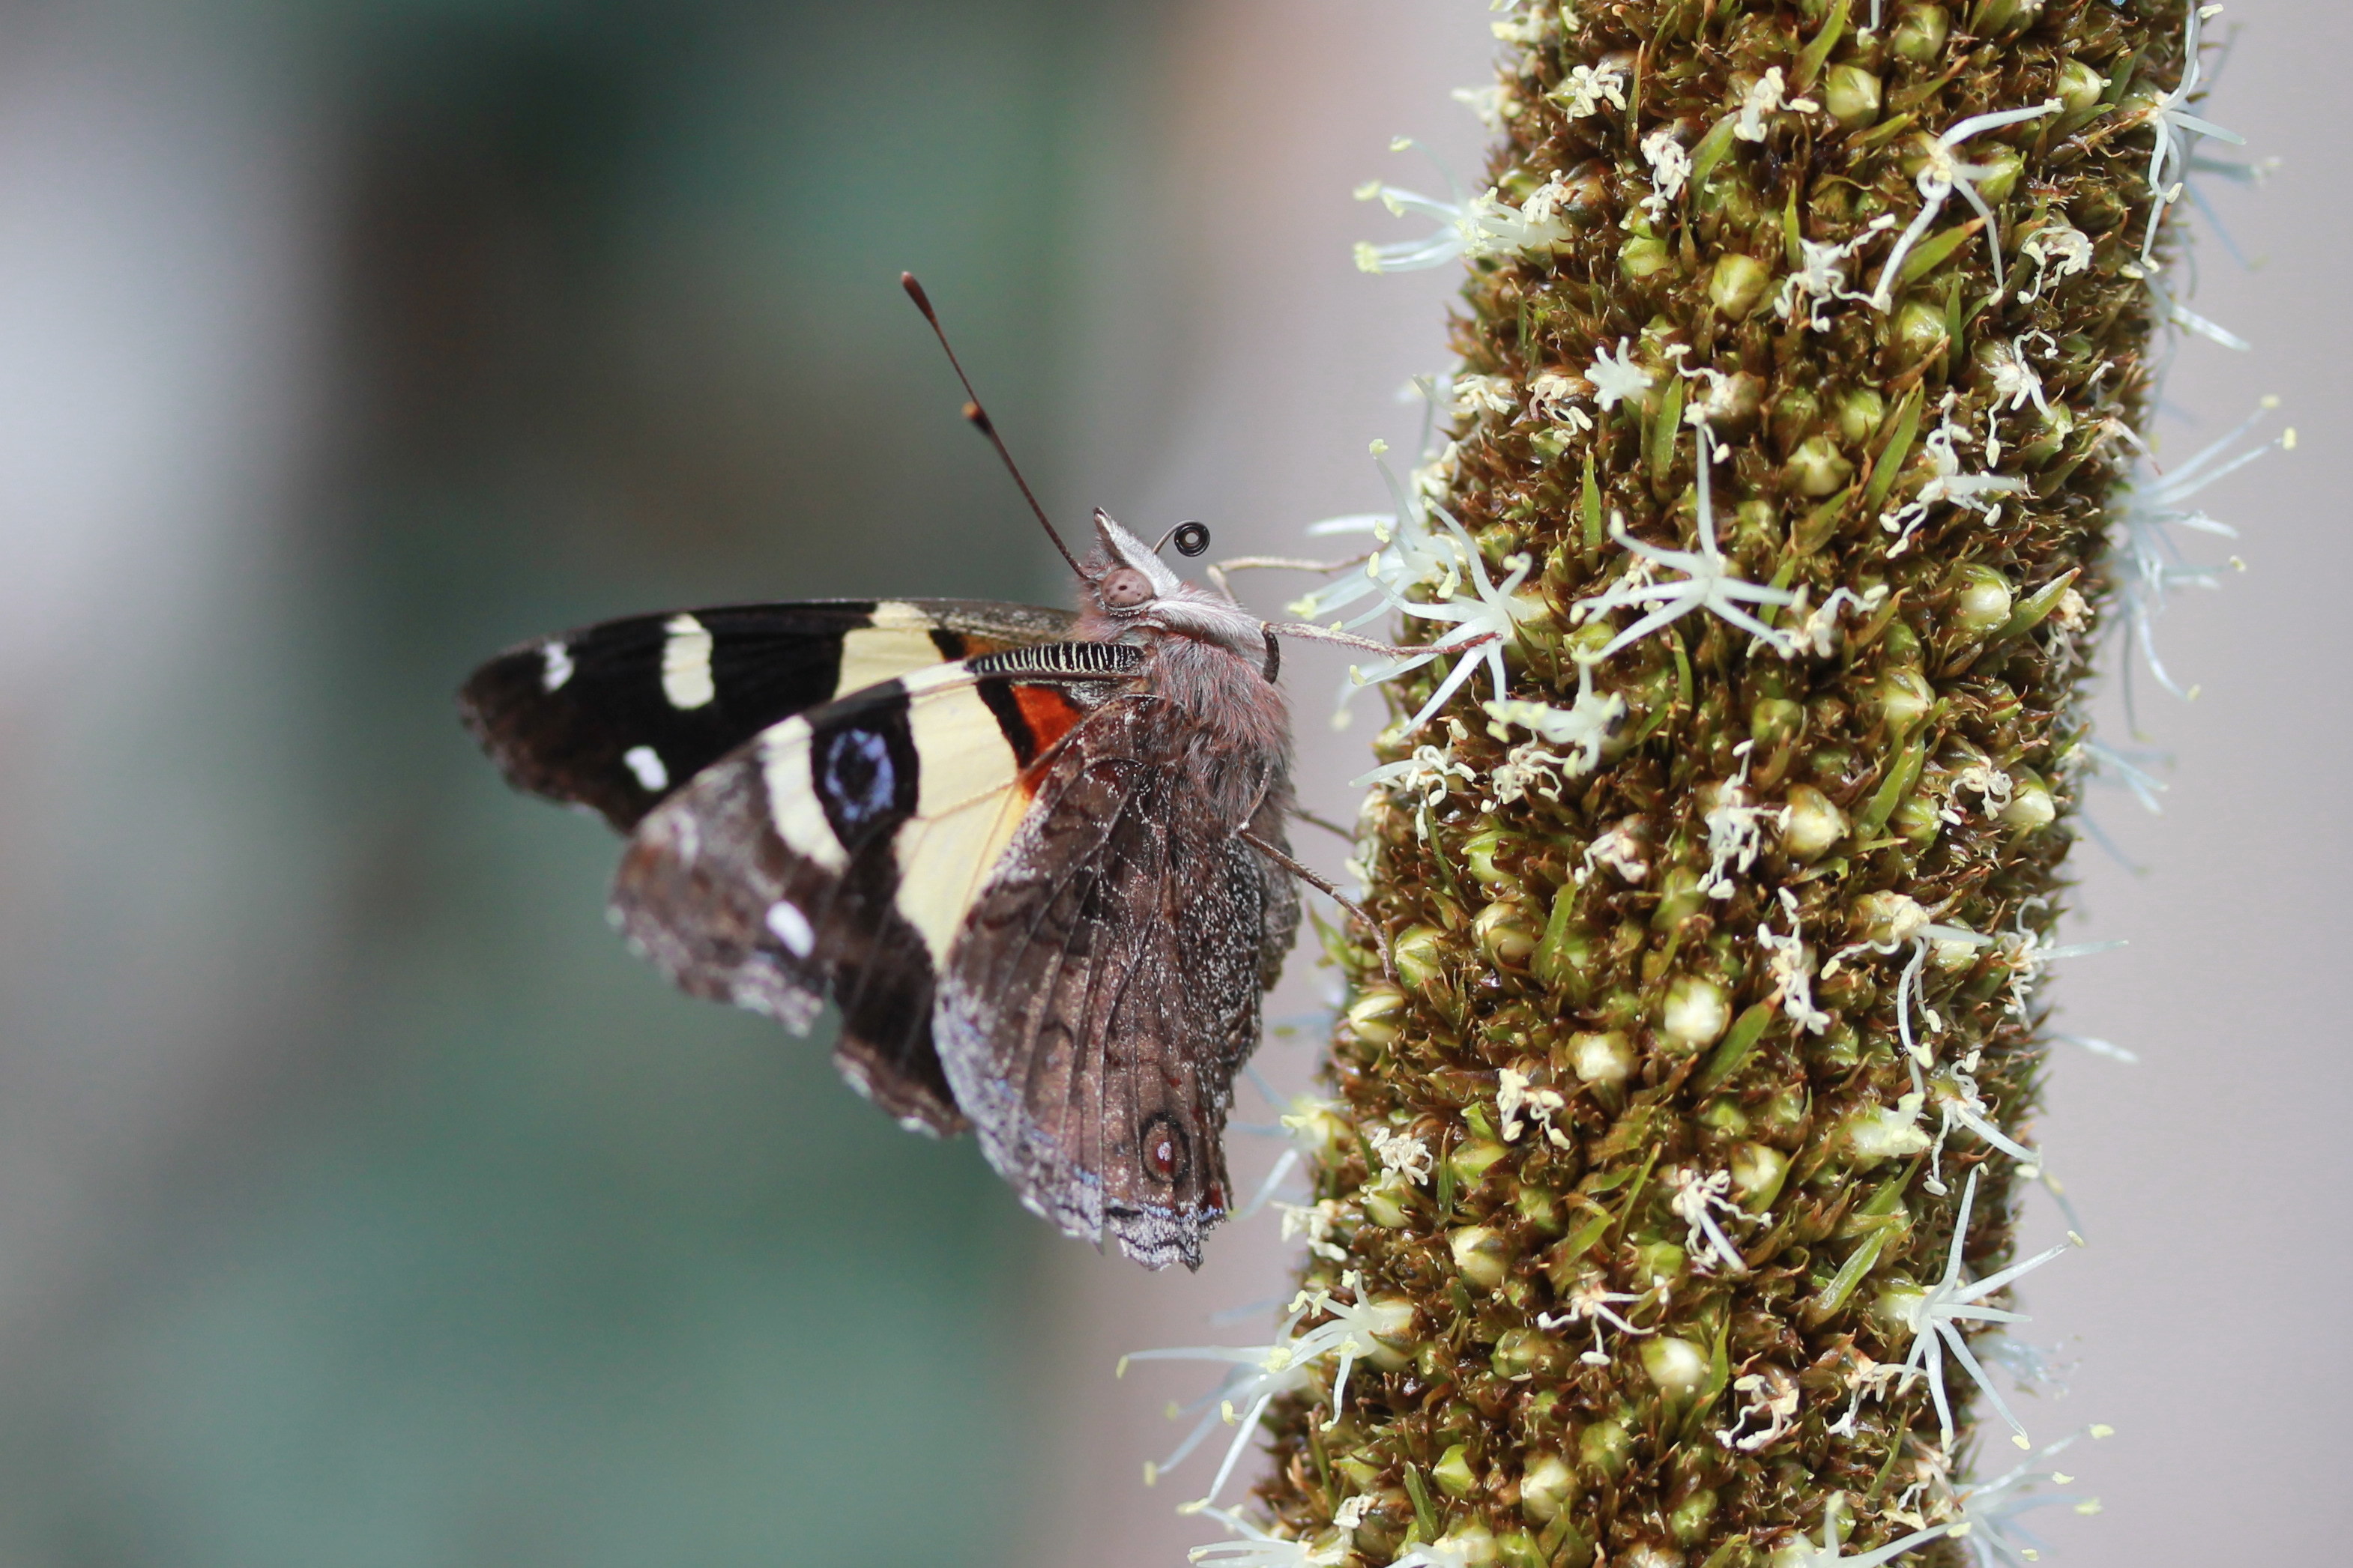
[622, 745, 668, 791]
[661, 613, 716, 709]
[540, 641, 574, 691]
[765, 899, 816, 957]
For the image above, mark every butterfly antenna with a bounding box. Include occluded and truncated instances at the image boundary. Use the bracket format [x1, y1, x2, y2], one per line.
[899, 273, 1085, 578]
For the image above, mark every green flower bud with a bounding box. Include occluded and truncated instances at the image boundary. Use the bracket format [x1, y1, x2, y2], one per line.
[1621, 233, 1673, 279]
[1975, 0, 2043, 36]
[1533, 908, 1599, 996]
[1882, 618, 1923, 665]
[1364, 1174, 1414, 1229]
[1346, 985, 1407, 1045]
[1786, 433, 1855, 497]
[1730, 1141, 1791, 1212]
[1659, 975, 1731, 1051]
[1834, 386, 1887, 447]
[1823, 64, 1882, 128]
[1871, 667, 1934, 736]
[1461, 826, 1519, 886]
[1579, 1417, 1632, 1478]
[1641, 1335, 1709, 1399]
[2072, 181, 2130, 235]
[2000, 767, 2057, 832]
[1651, 865, 1708, 930]
[1759, 1086, 1807, 1141]
[1634, 1241, 1688, 1284]
[2018, 399, 2076, 467]
[1492, 1327, 1567, 1381]
[1475, 899, 1540, 966]
[1889, 4, 1950, 64]
[1852, 889, 1928, 946]
[1395, 924, 1448, 989]
[1872, 1279, 1927, 1338]
[1781, 784, 1847, 860]
[1450, 1225, 1513, 1290]
[1450, 1139, 1511, 1188]
[1709, 252, 1771, 318]
[1930, 922, 1981, 973]
[1669, 1488, 1719, 1544]
[1434, 1441, 1479, 1498]
[1362, 1297, 1419, 1369]
[1972, 145, 2025, 205]
[1568, 1029, 1635, 1085]
[1950, 563, 2014, 633]
[1751, 696, 1804, 748]
[1519, 1452, 1576, 1523]
[1893, 297, 1950, 361]
[1841, 1104, 1932, 1168]
[1891, 790, 1942, 848]
[1496, 1531, 1549, 1568]
[2055, 57, 2105, 113]
[1517, 1181, 1564, 1234]
[1699, 1095, 1750, 1135]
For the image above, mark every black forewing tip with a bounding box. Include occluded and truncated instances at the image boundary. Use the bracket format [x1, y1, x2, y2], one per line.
[457, 647, 651, 832]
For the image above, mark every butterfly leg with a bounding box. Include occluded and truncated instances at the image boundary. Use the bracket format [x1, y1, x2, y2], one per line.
[1288, 805, 1356, 843]
[1236, 828, 1396, 984]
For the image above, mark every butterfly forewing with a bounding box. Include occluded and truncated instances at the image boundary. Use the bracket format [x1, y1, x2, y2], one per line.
[460, 599, 1075, 830]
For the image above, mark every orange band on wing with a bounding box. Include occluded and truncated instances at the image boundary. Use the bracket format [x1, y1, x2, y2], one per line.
[1010, 684, 1084, 760]
[973, 676, 1089, 774]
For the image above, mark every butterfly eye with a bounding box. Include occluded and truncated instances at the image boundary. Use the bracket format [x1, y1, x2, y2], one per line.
[1171, 521, 1211, 557]
[1100, 567, 1155, 608]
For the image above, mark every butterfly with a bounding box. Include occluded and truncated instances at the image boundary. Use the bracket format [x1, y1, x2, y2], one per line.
[459, 277, 1410, 1269]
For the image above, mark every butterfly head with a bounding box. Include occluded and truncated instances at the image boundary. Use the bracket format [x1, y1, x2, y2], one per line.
[1084, 509, 1268, 662]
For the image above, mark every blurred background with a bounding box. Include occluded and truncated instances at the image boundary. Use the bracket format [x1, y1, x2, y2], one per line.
[0, 0, 2334, 1564]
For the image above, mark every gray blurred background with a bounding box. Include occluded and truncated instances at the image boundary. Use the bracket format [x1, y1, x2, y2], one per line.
[0, 0, 2331, 1564]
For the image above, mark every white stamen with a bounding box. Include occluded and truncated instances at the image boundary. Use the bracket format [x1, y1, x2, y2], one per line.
[1586, 338, 1654, 411]
[1733, 67, 1786, 142]
[1868, 100, 2064, 309]
[1553, 63, 1627, 120]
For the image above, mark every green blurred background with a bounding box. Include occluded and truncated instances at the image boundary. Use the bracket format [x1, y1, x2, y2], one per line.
[0, 2, 1156, 1562]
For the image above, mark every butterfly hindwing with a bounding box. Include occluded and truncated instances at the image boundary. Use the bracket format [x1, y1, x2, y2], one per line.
[609, 645, 1141, 1136]
[460, 599, 1077, 831]
[935, 693, 1300, 1270]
